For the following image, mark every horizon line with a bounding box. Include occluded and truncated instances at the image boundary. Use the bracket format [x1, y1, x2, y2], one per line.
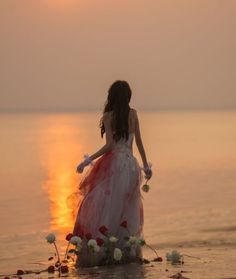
[0, 107, 236, 114]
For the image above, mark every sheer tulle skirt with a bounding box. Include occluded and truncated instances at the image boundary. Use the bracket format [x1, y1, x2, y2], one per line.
[71, 146, 144, 267]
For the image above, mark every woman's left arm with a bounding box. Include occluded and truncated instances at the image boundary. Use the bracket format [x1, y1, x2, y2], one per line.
[76, 114, 113, 173]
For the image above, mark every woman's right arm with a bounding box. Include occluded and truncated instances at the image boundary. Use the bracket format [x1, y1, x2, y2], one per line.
[134, 109, 152, 179]
[76, 113, 113, 173]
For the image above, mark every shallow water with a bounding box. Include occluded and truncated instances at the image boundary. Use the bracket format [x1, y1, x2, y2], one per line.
[0, 110, 236, 277]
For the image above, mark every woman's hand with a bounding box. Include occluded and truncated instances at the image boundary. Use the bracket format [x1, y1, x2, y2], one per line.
[76, 154, 93, 174]
[76, 162, 85, 173]
[142, 162, 152, 180]
[144, 167, 152, 180]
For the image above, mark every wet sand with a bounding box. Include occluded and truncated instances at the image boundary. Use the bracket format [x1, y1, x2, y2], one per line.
[1, 245, 236, 278]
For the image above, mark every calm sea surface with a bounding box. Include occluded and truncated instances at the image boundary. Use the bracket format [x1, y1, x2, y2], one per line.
[0, 110, 236, 276]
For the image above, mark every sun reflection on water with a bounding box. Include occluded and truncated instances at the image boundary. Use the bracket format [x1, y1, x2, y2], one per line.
[39, 115, 85, 235]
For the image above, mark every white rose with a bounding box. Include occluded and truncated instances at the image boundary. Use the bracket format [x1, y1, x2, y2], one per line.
[166, 250, 181, 264]
[77, 244, 82, 252]
[113, 248, 122, 261]
[109, 236, 118, 243]
[70, 236, 82, 246]
[46, 233, 56, 244]
[142, 184, 150, 192]
[129, 236, 137, 244]
[170, 250, 181, 263]
[87, 239, 97, 248]
[94, 244, 100, 252]
[137, 237, 146, 246]
[125, 241, 131, 247]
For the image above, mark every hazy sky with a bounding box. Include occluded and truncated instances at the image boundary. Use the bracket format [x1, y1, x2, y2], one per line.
[0, 0, 236, 111]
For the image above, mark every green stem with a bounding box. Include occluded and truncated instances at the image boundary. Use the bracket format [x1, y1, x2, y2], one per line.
[63, 242, 70, 261]
[91, 251, 96, 266]
[182, 254, 201, 259]
[145, 243, 159, 258]
[53, 242, 61, 277]
[125, 227, 131, 235]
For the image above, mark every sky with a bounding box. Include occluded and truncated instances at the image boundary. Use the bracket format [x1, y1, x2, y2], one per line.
[0, 0, 236, 111]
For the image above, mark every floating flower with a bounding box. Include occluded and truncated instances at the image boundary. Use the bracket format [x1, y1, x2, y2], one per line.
[87, 239, 97, 248]
[142, 184, 150, 192]
[85, 233, 92, 240]
[60, 265, 69, 273]
[137, 237, 146, 246]
[78, 230, 84, 238]
[45, 233, 56, 244]
[70, 236, 82, 246]
[120, 220, 128, 228]
[125, 241, 131, 247]
[65, 233, 73, 241]
[99, 225, 108, 235]
[17, 270, 24, 275]
[47, 265, 55, 273]
[44, 231, 166, 271]
[94, 244, 100, 252]
[88, 239, 100, 253]
[96, 237, 104, 247]
[166, 250, 182, 264]
[129, 236, 137, 245]
[109, 236, 118, 243]
[77, 243, 82, 252]
[114, 248, 122, 261]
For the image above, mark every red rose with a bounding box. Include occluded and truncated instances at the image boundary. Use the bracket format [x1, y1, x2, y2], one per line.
[99, 225, 108, 235]
[78, 231, 84, 238]
[96, 237, 104, 247]
[17, 270, 24, 275]
[120, 221, 128, 228]
[65, 233, 73, 241]
[47, 265, 55, 273]
[85, 232, 92, 240]
[60, 265, 69, 274]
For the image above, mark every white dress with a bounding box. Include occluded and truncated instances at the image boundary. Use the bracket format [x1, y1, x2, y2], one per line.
[72, 132, 144, 267]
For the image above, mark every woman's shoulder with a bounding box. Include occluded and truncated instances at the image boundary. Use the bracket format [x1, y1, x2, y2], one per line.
[130, 107, 137, 114]
[129, 108, 138, 119]
[101, 111, 112, 122]
[102, 111, 112, 116]
[102, 108, 137, 120]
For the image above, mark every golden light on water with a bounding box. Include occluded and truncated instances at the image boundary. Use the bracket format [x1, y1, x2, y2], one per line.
[46, 162, 76, 231]
[39, 115, 85, 234]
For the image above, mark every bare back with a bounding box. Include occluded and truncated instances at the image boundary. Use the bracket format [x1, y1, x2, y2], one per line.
[127, 108, 136, 134]
[103, 108, 136, 134]
[102, 108, 148, 168]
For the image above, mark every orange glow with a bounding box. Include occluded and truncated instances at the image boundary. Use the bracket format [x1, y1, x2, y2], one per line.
[39, 115, 85, 235]
[45, 0, 80, 12]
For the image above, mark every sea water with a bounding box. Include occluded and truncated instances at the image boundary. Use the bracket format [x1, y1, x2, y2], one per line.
[0, 110, 235, 275]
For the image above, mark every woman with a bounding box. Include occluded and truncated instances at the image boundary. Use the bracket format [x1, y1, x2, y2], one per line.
[72, 80, 152, 267]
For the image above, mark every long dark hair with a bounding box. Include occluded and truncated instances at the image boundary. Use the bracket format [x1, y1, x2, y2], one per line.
[100, 80, 132, 142]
